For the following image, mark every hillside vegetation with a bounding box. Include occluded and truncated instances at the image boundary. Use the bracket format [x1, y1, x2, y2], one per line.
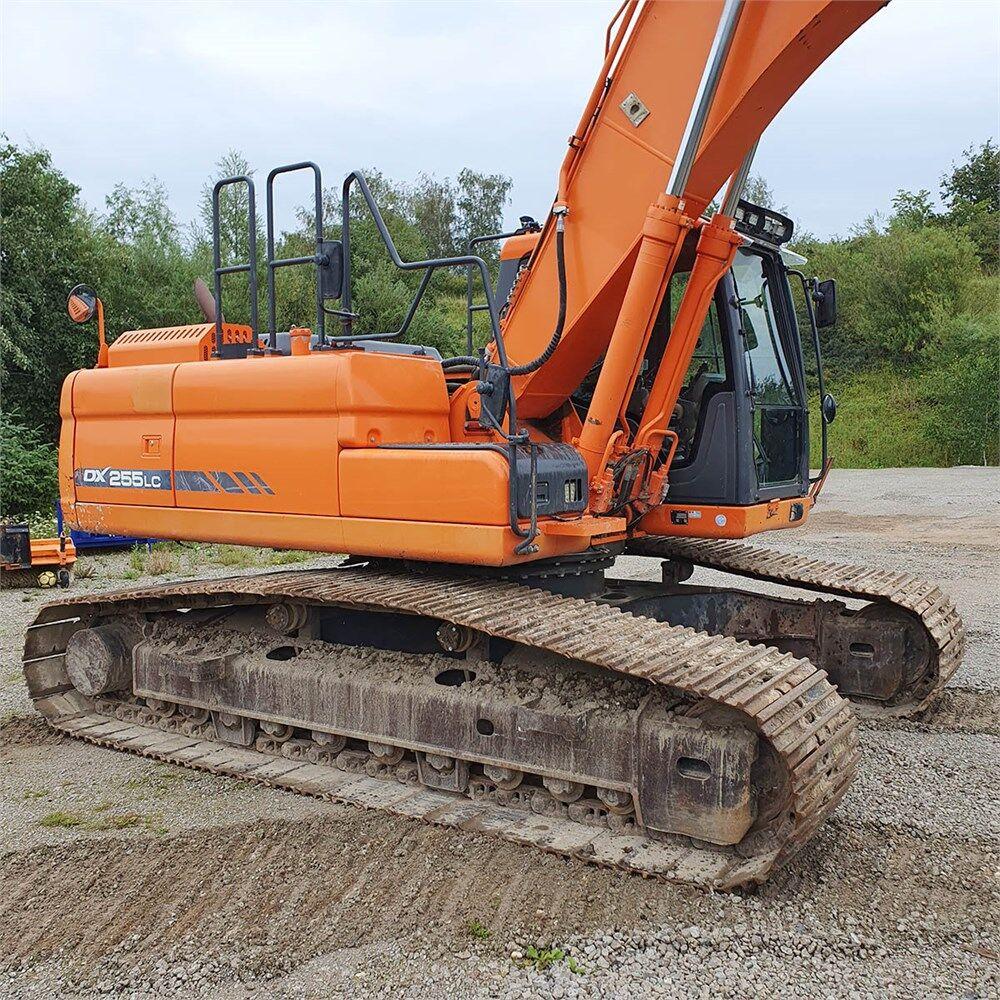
[1, 139, 996, 517]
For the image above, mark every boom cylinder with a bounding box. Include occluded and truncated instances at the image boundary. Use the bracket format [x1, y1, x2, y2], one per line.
[634, 212, 743, 467]
[575, 195, 692, 478]
[666, 0, 745, 200]
[634, 142, 758, 468]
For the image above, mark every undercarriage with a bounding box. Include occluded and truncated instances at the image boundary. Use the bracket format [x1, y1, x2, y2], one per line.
[23, 538, 962, 889]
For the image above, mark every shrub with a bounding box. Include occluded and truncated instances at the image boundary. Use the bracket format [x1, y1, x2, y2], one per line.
[0, 419, 59, 518]
[918, 310, 1000, 465]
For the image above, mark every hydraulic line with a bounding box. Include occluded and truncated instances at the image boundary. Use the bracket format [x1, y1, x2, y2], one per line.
[506, 209, 568, 377]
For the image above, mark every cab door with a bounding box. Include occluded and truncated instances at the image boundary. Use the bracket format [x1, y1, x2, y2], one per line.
[730, 248, 808, 499]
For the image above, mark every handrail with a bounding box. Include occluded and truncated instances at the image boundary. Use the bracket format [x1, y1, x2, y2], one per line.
[787, 268, 831, 484]
[337, 170, 507, 362]
[211, 175, 259, 357]
[464, 228, 523, 354]
[265, 161, 326, 351]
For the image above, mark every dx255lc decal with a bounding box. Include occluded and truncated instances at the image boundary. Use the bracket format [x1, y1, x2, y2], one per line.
[75, 468, 171, 490]
[74, 468, 275, 495]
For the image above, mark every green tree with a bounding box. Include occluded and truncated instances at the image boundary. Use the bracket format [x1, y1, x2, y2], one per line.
[92, 178, 201, 336]
[454, 168, 513, 265]
[940, 139, 999, 270]
[889, 188, 936, 231]
[0, 418, 58, 517]
[0, 141, 99, 436]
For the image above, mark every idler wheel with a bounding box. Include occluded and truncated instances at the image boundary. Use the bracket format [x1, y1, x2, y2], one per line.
[65, 625, 133, 696]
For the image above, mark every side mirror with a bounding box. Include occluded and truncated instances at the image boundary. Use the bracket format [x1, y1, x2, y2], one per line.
[67, 284, 98, 324]
[821, 392, 838, 424]
[66, 283, 109, 368]
[812, 278, 837, 328]
[318, 240, 344, 301]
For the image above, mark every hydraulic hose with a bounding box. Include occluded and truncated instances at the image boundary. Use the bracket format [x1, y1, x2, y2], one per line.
[506, 208, 568, 376]
[442, 207, 568, 376]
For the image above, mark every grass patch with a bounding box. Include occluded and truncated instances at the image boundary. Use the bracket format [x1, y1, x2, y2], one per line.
[123, 765, 191, 795]
[146, 545, 177, 575]
[22, 788, 50, 800]
[194, 544, 315, 570]
[38, 808, 162, 832]
[210, 545, 266, 569]
[813, 368, 942, 469]
[38, 810, 85, 828]
[266, 549, 312, 565]
[129, 544, 148, 574]
[515, 944, 587, 974]
[467, 919, 491, 941]
[73, 559, 97, 580]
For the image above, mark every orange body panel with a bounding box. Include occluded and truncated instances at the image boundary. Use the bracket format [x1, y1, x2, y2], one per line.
[71, 364, 177, 509]
[67, 503, 591, 567]
[639, 497, 812, 540]
[108, 324, 254, 367]
[340, 449, 510, 525]
[500, 233, 540, 262]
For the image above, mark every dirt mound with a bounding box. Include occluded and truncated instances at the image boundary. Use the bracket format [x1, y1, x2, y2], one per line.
[0, 715, 65, 749]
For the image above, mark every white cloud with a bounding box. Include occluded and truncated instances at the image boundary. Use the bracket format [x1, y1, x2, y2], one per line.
[2, 0, 997, 238]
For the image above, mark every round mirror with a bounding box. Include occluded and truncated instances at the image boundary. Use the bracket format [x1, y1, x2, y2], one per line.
[67, 284, 98, 324]
[821, 392, 838, 424]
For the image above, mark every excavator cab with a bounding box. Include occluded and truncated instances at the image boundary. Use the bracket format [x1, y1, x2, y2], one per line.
[563, 199, 834, 515]
[662, 206, 821, 509]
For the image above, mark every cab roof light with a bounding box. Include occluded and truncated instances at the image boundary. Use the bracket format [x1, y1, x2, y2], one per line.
[733, 199, 794, 246]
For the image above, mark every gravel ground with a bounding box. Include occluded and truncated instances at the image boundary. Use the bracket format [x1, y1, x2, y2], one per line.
[0, 467, 997, 1000]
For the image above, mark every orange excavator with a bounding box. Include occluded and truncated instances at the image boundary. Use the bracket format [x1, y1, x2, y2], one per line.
[26, 0, 963, 888]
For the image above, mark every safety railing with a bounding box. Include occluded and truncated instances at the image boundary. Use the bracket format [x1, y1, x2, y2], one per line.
[264, 161, 344, 352]
[464, 229, 519, 354]
[337, 171, 505, 352]
[211, 175, 259, 357]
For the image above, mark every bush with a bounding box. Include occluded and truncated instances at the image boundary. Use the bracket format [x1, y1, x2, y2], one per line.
[814, 368, 942, 468]
[0, 418, 59, 518]
[918, 310, 999, 465]
[797, 222, 981, 369]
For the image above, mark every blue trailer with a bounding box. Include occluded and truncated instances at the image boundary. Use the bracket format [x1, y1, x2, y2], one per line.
[55, 503, 155, 552]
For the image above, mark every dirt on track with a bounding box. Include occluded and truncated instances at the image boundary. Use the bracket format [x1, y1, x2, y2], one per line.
[1, 467, 997, 1000]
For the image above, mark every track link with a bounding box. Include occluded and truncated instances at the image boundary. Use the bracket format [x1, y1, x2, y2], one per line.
[23, 567, 858, 889]
[626, 536, 964, 717]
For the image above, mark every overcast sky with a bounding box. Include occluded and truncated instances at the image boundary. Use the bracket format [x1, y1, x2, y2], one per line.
[2, 0, 997, 240]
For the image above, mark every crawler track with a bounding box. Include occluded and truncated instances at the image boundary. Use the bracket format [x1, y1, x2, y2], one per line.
[626, 536, 964, 717]
[23, 567, 857, 890]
